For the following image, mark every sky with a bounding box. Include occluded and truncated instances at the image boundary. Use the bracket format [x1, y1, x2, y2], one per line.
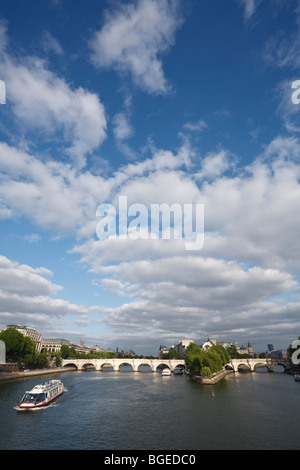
[0, 0, 300, 356]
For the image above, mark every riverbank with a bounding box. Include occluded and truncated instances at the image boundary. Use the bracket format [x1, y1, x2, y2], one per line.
[0, 367, 75, 382]
[187, 368, 233, 385]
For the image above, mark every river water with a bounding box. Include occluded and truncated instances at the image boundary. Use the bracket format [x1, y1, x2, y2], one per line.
[0, 365, 299, 450]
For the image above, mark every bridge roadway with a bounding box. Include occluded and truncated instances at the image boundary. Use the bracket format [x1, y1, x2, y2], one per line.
[61, 357, 291, 373]
[61, 357, 186, 372]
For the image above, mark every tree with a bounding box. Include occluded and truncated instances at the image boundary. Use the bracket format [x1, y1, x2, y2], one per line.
[202, 366, 212, 378]
[210, 344, 230, 365]
[162, 349, 178, 359]
[0, 327, 49, 368]
[185, 342, 228, 376]
[0, 327, 34, 362]
[60, 344, 70, 359]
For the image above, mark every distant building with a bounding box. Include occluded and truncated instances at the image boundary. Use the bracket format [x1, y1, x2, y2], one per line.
[237, 342, 254, 356]
[268, 344, 274, 352]
[160, 340, 194, 359]
[201, 339, 218, 350]
[6, 325, 43, 352]
[69, 341, 92, 354]
[42, 338, 70, 353]
[268, 349, 288, 360]
[174, 340, 194, 359]
[158, 345, 170, 358]
[200, 339, 253, 357]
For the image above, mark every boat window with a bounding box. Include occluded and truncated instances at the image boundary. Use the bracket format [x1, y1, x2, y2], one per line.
[22, 393, 45, 404]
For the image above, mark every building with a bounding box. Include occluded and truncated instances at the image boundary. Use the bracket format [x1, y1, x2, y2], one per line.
[42, 338, 70, 353]
[201, 339, 218, 350]
[268, 349, 288, 360]
[237, 342, 254, 356]
[174, 340, 194, 359]
[200, 339, 254, 356]
[158, 345, 170, 358]
[160, 340, 194, 359]
[6, 325, 43, 352]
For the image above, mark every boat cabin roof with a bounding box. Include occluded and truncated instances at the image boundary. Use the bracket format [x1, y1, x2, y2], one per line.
[27, 380, 61, 394]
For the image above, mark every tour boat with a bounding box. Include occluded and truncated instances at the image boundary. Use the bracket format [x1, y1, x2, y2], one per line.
[161, 368, 172, 376]
[17, 379, 64, 409]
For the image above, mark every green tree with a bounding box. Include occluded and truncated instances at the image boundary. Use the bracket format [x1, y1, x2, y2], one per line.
[202, 366, 212, 377]
[0, 327, 33, 362]
[0, 327, 49, 369]
[186, 342, 228, 376]
[60, 344, 70, 359]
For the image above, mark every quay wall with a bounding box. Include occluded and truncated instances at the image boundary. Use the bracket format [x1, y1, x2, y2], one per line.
[0, 366, 75, 382]
[188, 368, 233, 385]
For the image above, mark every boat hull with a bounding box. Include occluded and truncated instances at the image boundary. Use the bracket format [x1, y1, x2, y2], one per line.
[17, 390, 64, 409]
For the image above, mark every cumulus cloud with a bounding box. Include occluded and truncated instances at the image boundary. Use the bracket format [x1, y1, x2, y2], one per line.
[68, 133, 300, 347]
[89, 0, 184, 94]
[0, 254, 99, 334]
[1, 124, 300, 347]
[0, 23, 107, 168]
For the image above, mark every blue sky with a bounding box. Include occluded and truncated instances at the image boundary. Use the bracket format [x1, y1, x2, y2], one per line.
[0, 0, 300, 355]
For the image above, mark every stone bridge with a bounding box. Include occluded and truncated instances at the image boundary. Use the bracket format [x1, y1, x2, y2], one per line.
[61, 357, 186, 372]
[228, 358, 291, 372]
[61, 357, 291, 374]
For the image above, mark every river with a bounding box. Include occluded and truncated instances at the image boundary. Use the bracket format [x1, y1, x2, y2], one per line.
[0, 365, 299, 450]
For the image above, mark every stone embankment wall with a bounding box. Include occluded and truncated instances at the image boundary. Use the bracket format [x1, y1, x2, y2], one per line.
[0, 367, 75, 381]
[188, 368, 233, 385]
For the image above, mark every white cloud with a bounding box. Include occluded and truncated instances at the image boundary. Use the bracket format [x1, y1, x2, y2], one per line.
[68, 133, 300, 346]
[1, 127, 300, 347]
[0, 254, 99, 334]
[1, 24, 107, 168]
[113, 112, 134, 141]
[196, 150, 231, 180]
[0, 255, 58, 296]
[89, 0, 184, 94]
[183, 120, 208, 133]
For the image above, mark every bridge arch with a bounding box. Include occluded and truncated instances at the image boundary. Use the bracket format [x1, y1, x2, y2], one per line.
[117, 362, 134, 372]
[81, 362, 97, 370]
[236, 362, 252, 372]
[155, 362, 171, 372]
[137, 363, 152, 372]
[252, 362, 271, 372]
[99, 362, 114, 371]
[62, 361, 78, 370]
[273, 361, 288, 371]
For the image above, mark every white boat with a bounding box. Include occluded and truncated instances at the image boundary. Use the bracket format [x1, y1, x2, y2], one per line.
[17, 379, 64, 409]
[162, 368, 172, 376]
